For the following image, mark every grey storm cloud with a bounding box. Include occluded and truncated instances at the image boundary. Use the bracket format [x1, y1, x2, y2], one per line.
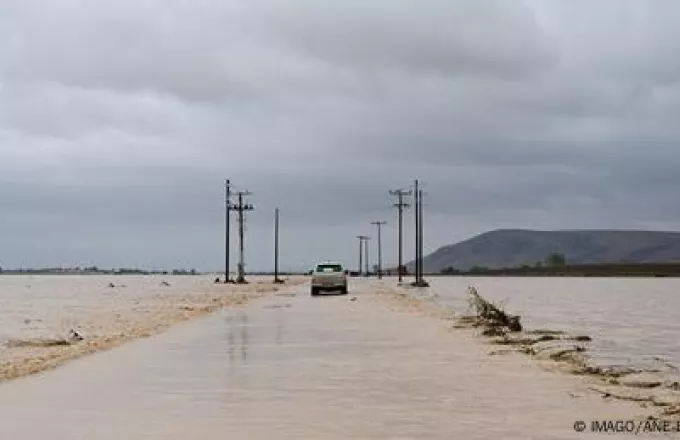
[2, 0, 680, 271]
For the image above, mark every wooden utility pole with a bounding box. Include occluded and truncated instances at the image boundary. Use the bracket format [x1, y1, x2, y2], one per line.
[390, 189, 411, 282]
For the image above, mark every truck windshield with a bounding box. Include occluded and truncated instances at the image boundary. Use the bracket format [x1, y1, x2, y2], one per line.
[315, 264, 343, 273]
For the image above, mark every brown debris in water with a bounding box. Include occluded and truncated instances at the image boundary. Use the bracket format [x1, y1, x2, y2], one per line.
[5, 329, 84, 348]
[0, 279, 306, 383]
[6, 338, 74, 348]
[450, 286, 680, 418]
[587, 385, 680, 415]
[463, 286, 522, 333]
[526, 329, 567, 336]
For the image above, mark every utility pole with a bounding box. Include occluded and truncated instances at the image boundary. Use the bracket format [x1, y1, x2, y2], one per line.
[364, 236, 370, 277]
[411, 180, 429, 288]
[233, 190, 254, 284]
[371, 221, 387, 279]
[414, 179, 420, 285]
[274, 208, 284, 283]
[224, 179, 233, 283]
[390, 188, 411, 282]
[357, 235, 368, 276]
[418, 189, 429, 287]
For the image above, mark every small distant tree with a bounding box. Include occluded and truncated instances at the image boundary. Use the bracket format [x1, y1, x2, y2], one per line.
[441, 266, 459, 274]
[545, 252, 566, 267]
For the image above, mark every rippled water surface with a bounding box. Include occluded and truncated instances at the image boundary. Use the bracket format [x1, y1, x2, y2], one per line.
[420, 276, 680, 371]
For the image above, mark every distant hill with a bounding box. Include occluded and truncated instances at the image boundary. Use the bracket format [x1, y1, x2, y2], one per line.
[411, 229, 680, 273]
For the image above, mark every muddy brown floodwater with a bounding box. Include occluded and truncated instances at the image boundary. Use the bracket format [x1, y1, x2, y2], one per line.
[0, 279, 675, 439]
[0, 275, 305, 382]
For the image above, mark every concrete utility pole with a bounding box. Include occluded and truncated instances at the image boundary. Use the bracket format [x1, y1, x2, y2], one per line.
[357, 235, 369, 276]
[411, 180, 429, 288]
[414, 179, 420, 284]
[274, 208, 284, 284]
[418, 189, 429, 287]
[364, 236, 370, 277]
[233, 190, 254, 284]
[371, 221, 387, 279]
[224, 179, 234, 284]
[390, 189, 411, 282]
[224, 179, 233, 283]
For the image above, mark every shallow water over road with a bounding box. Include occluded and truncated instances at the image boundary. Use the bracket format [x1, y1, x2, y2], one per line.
[0, 281, 654, 439]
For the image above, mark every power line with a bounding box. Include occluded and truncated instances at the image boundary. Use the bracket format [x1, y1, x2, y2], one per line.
[389, 188, 411, 283]
[370, 221, 387, 279]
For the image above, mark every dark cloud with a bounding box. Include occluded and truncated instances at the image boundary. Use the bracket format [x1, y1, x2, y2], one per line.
[253, 0, 556, 77]
[2, 1, 680, 271]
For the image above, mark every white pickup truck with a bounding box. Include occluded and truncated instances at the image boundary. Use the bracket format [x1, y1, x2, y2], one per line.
[310, 262, 348, 296]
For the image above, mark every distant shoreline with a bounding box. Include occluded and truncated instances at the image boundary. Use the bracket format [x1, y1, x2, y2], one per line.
[0, 269, 308, 276]
[432, 262, 680, 277]
[0, 269, 199, 276]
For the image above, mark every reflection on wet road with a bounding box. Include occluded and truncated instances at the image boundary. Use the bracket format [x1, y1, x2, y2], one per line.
[0, 282, 646, 439]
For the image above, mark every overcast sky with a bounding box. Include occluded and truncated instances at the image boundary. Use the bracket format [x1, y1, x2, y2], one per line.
[2, 0, 680, 272]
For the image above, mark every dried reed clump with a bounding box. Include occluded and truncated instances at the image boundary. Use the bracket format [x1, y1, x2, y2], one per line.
[459, 286, 522, 333]
[455, 287, 594, 364]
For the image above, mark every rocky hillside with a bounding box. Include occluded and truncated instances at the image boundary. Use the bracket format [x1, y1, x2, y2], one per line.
[412, 229, 680, 272]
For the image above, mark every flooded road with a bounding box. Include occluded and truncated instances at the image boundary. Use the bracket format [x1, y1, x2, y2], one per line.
[0, 280, 659, 439]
